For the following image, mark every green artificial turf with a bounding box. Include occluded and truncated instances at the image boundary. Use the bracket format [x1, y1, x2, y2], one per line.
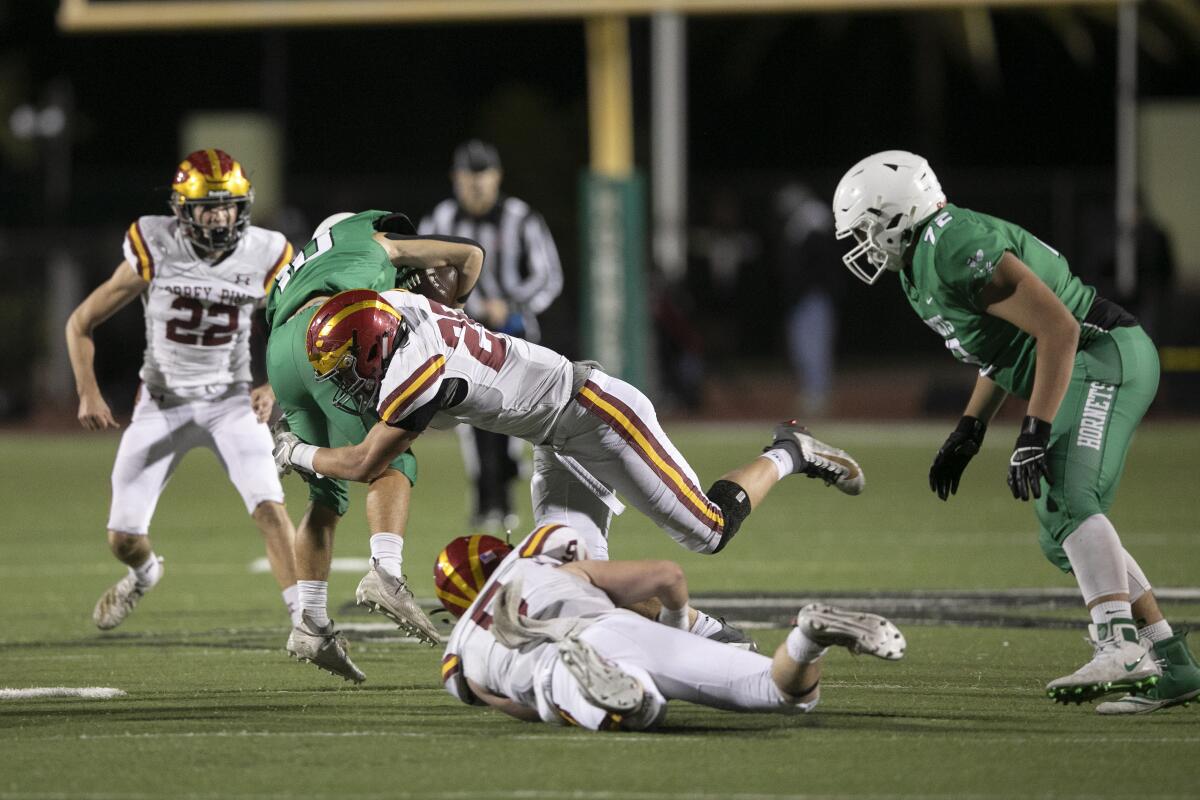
[2, 422, 1198, 798]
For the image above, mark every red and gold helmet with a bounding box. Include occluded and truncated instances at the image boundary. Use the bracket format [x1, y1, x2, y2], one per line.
[434, 534, 512, 618]
[169, 148, 253, 255]
[306, 289, 409, 415]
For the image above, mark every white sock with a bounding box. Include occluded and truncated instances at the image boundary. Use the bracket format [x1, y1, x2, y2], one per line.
[370, 533, 405, 576]
[1122, 548, 1152, 603]
[131, 552, 162, 590]
[1089, 600, 1134, 628]
[657, 605, 691, 631]
[786, 626, 827, 665]
[1062, 514, 1129, 605]
[688, 610, 724, 638]
[759, 449, 795, 481]
[282, 584, 302, 626]
[1139, 620, 1173, 643]
[297, 580, 329, 627]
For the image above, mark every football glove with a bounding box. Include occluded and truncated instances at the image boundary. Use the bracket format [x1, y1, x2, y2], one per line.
[271, 418, 309, 477]
[929, 416, 986, 501]
[1007, 415, 1053, 501]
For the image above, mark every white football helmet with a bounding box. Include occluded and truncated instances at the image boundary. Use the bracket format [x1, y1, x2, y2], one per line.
[311, 211, 355, 239]
[831, 150, 946, 285]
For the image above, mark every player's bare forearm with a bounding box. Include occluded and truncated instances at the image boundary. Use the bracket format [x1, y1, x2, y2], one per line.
[311, 422, 419, 483]
[466, 678, 541, 722]
[67, 265, 140, 390]
[962, 375, 1008, 424]
[560, 560, 689, 612]
[981, 252, 1079, 423]
[379, 235, 482, 282]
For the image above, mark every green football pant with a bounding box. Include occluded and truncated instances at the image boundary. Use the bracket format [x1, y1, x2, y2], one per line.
[1037, 326, 1159, 572]
[265, 305, 418, 516]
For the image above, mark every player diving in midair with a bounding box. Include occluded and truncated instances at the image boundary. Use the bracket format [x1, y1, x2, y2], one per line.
[831, 150, 1200, 713]
[66, 149, 299, 630]
[272, 287, 865, 590]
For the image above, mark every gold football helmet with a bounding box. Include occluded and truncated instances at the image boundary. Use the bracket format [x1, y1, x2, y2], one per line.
[170, 148, 253, 254]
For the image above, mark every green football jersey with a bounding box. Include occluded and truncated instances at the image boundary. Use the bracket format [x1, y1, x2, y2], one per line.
[899, 204, 1095, 400]
[265, 210, 397, 330]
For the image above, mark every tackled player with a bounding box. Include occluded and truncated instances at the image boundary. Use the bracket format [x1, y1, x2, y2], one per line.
[265, 210, 483, 682]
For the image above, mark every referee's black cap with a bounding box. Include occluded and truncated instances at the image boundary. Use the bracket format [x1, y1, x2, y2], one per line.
[452, 139, 502, 172]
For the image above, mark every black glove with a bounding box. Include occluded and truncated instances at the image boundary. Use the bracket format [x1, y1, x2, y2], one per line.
[929, 416, 987, 501]
[1008, 415, 1053, 501]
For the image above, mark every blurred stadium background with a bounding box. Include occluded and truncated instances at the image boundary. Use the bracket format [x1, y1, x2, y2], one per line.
[3, 3, 1200, 798]
[1, 0, 1198, 424]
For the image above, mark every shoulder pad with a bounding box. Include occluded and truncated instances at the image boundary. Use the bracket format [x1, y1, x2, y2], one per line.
[513, 524, 589, 564]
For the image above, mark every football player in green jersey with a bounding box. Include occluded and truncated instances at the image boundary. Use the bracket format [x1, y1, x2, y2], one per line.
[832, 151, 1199, 713]
[265, 210, 483, 682]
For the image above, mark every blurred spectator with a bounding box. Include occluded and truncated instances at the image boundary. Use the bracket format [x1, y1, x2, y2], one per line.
[689, 191, 760, 361]
[652, 275, 706, 413]
[775, 182, 846, 417]
[1099, 201, 1176, 341]
[420, 139, 564, 534]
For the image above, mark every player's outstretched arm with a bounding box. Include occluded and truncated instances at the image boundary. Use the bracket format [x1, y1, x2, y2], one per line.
[560, 560, 690, 618]
[465, 678, 541, 722]
[295, 421, 420, 483]
[65, 260, 148, 430]
[375, 233, 484, 308]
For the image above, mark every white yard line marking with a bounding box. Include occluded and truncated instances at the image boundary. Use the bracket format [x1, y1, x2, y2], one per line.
[0, 687, 125, 700]
[250, 557, 368, 574]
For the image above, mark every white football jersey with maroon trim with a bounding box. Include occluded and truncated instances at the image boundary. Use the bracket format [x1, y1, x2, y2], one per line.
[122, 215, 292, 396]
[442, 525, 611, 708]
[375, 289, 572, 441]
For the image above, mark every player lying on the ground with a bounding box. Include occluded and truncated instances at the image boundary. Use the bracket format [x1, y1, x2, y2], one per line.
[274, 288, 863, 566]
[831, 150, 1200, 714]
[66, 148, 300, 631]
[433, 524, 905, 730]
[265, 211, 485, 684]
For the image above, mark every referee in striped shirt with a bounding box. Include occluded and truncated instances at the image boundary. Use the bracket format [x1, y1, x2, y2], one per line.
[420, 139, 565, 534]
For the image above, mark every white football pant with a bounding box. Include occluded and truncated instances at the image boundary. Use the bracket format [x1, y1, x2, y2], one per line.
[107, 384, 284, 535]
[534, 613, 814, 730]
[534, 369, 725, 557]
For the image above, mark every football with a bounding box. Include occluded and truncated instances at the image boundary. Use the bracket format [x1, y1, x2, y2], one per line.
[414, 265, 460, 307]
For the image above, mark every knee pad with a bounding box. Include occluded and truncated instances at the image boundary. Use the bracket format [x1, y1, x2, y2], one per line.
[706, 479, 751, 554]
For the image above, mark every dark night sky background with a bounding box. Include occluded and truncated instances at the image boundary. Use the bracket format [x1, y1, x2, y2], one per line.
[1, 2, 1197, 413]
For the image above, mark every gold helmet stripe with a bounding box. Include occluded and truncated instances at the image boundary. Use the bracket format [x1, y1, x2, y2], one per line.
[467, 535, 487, 589]
[315, 299, 403, 345]
[435, 548, 477, 600]
[434, 587, 472, 613]
[205, 148, 222, 179]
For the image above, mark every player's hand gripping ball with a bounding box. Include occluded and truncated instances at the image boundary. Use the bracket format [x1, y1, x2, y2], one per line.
[414, 266, 460, 307]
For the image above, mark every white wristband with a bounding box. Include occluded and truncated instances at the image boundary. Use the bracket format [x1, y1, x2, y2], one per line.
[657, 604, 691, 631]
[292, 443, 322, 477]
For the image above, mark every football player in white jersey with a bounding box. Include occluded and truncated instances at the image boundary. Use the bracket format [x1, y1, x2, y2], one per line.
[434, 525, 905, 730]
[66, 149, 300, 631]
[274, 288, 865, 567]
